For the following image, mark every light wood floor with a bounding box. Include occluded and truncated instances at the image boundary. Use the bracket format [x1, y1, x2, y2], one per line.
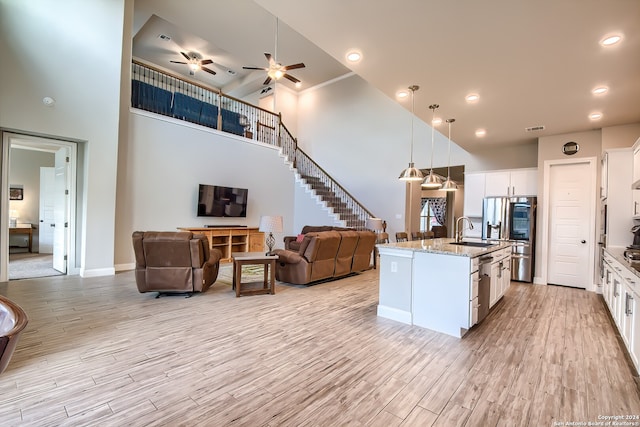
[0, 267, 639, 426]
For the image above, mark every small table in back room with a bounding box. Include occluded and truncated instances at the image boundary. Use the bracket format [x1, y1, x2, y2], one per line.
[231, 252, 278, 297]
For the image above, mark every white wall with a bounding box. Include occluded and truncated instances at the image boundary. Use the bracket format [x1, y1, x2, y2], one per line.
[0, 0, 125, 275]
[296, 74, 537, 239]
[114, 112, 297, 266]
[602, 123, 640, 151]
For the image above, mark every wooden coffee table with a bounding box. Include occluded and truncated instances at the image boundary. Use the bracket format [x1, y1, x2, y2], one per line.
[231, 252, 278, 297]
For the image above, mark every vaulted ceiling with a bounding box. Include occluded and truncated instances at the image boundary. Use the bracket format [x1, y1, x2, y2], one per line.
[133, 0, 640, 153]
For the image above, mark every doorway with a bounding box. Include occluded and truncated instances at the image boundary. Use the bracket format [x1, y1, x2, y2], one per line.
[542, 158, 597, 290]
[1, 132, 78, 281]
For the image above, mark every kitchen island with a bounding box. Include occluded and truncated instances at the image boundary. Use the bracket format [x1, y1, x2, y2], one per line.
[377, 238, 512, 338]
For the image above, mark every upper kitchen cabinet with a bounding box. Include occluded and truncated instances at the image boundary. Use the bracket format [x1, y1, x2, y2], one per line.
[604, 148, 633, 245]
[484, 168, 537, 197]
[633, 137, 640, 189]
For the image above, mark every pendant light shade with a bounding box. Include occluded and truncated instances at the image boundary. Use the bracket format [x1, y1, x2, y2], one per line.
[441, 118, 458, 191]
[399, 85, 424, 182]
[422, 104, 442, 189]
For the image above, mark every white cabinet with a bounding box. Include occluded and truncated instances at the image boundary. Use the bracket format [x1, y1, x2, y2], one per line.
[601, 151, 608, 200]
[602, 149, 633, 245]
[634, 191, 640, 219]
[602, 249, 640, 371]
[484, 169, 537, 197]
[489, 247, 511, 308]
[463, 172, 485, 218]
[633, 139, 640, 188]
[463, 168, 537, 221]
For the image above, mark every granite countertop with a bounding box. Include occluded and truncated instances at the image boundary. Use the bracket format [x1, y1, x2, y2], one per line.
[377, 238, 511, 258]
[605, 247, 640, 280]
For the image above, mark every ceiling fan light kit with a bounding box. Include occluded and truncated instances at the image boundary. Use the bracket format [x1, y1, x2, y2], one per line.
[399, 85, 425, 182]
[170, 51, 217, 76]
[242, 18, 306, 86]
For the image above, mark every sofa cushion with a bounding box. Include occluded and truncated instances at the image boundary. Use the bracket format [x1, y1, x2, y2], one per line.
[334, 230, 359, 276]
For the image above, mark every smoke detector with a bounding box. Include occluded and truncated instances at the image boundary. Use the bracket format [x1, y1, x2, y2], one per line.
[525, 125, 545, 132]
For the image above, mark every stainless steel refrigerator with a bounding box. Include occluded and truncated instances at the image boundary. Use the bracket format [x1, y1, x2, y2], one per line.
[482, 196, 537, 282]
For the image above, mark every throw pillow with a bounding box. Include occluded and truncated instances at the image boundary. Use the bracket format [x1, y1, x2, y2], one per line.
[296, 233, 305, 242]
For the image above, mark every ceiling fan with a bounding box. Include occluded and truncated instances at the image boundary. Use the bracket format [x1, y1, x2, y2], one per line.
[170, 51, 216, 76]
[242, 18, 305, 85]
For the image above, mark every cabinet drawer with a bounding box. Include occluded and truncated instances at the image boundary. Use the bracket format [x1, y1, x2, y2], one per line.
[470, 271, 479, 299]
[469, 297, 479, 327]
[471, 257, 479, 273]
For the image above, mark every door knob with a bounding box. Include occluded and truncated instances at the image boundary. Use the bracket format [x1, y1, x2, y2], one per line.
[581, 240, 586, 244]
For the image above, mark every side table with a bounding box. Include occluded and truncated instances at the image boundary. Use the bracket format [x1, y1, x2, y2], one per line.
[231, 252, 278, 297]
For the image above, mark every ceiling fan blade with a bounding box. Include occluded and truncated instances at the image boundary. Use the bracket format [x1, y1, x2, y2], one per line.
[180, 51, 191, 61]
[264, 53, 274, 65]
[243, 66, 268, 71]
[200, 59, 213, 65]
[283, 73, 300, 84]
[201, 67, 216, 75]
[263, 76, 273, 85]
[170, 61, 187, 64]
[283, 63, 305, 71]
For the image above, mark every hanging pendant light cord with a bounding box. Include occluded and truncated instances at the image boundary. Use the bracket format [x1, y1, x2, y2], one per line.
[447, 119, 452, 178]
[410, 87, 415, 162]
[428, 104, 439, 172]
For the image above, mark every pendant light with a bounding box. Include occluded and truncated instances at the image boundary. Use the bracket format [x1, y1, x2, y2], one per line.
[398, 85, 424, 181]
[441, 118, 457, 191]
[422, 104, 443, 189]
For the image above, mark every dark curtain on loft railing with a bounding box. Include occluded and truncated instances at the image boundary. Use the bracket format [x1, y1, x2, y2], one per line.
[421, 197, 447, 226]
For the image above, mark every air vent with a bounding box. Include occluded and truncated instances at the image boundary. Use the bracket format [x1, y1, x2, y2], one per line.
[525, 125, 545, 132]
[158, 34, 171, 41]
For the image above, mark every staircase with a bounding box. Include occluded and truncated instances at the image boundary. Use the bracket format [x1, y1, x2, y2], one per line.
[129, 61, 376, 228]
[299, 175, 366, 228]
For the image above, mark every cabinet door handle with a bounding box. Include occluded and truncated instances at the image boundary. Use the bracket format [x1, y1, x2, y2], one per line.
[629, 294, 634, 315]
[625, 293, 630, 315]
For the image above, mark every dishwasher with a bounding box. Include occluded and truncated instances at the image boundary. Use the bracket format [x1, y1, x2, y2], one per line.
[478, 256, 493, 324]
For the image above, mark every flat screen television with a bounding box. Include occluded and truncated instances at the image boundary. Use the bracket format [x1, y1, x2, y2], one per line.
[197, 184, 248, 217]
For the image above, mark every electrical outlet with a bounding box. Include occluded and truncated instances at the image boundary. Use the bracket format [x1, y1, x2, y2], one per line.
[391, 261, 398, 273]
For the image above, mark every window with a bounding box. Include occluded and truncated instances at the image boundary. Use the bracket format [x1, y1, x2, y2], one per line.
[420, 198, 446, 232]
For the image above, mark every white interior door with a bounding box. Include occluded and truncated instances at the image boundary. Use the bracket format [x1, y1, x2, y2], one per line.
[547, 162, 592, 288]
[53, 148, 69, 273]
[39, 167, 55, 253]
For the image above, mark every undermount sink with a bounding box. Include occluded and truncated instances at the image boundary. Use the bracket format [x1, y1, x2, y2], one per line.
[449, 241, 496, 248]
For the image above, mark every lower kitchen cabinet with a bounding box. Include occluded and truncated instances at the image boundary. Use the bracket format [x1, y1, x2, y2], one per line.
[602, 248, 640, 372]
[489, 247, 511, 308]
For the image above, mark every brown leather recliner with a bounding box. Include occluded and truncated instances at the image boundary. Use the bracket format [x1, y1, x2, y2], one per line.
[274, 231, 341, 284]
[274, 230, 376, 285]
[283, 225, 353, 251]
[132, 231, 222, 297]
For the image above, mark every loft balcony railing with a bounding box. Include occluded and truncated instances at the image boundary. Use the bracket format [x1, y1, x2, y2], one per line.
[130, 60, 375, 229]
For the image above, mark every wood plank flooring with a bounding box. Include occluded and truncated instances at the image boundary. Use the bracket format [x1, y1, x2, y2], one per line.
[0, 268, 639, 426]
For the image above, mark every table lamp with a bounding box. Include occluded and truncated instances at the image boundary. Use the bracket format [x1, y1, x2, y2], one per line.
[366, 218, 384, 234]
[259, 215, 283, 255]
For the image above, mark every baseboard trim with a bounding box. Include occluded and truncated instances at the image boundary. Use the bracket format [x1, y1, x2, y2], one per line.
[80, 267, 115, 278]
[377, 305, 412, 325]
[115, 263, 135, 272]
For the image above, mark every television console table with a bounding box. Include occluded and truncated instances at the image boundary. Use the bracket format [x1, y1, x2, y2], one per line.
[177, 226, 264, 263]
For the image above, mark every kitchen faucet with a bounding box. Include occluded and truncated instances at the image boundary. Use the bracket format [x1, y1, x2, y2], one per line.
[455, 217, 474, 243]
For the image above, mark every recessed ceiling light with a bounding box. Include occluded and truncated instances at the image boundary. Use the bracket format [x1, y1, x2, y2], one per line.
[592, 86, 608, 95]
[600, 34, 622, 46]
[589, 112, 603, 120]
[475, 129, 487, 137]
[396, 90, 409, 99]
[465, 93, 480, 103]
[432, 117, 443, 126]
[295, 82, 302, 89]
[346, 50, 362, 62]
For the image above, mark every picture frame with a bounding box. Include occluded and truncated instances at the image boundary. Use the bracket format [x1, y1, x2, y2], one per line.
[9, 186, 23, 200]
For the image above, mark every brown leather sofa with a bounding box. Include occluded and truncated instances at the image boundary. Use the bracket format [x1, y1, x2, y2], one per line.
[283, 225, 353, 252]
[273, 230, 376, 285]
[132, 231, 223, 297]
[0, 295, 28, 375]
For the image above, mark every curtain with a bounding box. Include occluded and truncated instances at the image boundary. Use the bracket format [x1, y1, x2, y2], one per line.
[422, 197, 447, 226]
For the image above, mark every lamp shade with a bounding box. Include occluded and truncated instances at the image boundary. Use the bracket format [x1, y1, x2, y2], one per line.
[441, 177, 457, 191]
[259, 215, 283, 233]
[399, 163, 424, 181]
[421, 170, 443, 189]
[366, 217, 384, 232]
